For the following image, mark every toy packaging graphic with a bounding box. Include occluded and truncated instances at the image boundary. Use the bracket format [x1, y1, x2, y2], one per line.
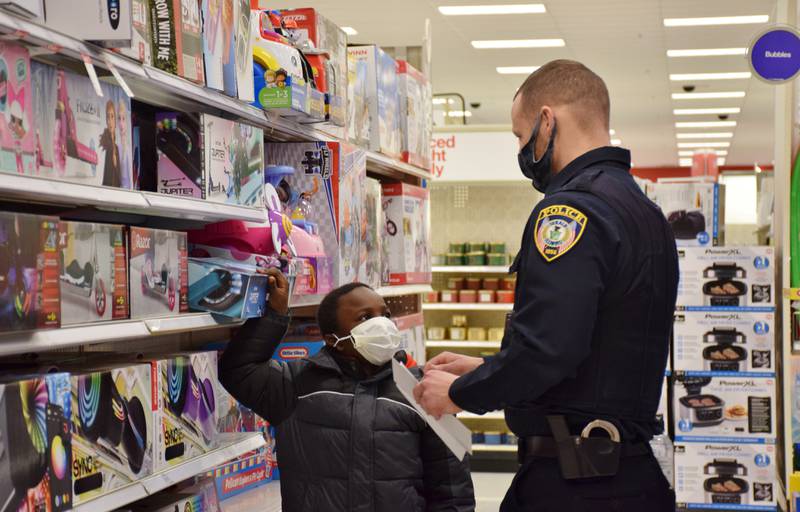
[348, 45, 401, 158]
[235, 1, 254, 102]
[677, 246, 775, 309]
[149, 0, 205, 84]
[155, 352, 219, 470]
[346, 51, 370, 148]
[31, 62, 133, 189]
[396, 60, 432, 170]
[264, 141, 366, 298]
[646, 181, 723, 247]
[202, 0, 234, 92]
[673, 309, 775, 374]
[381, 182, 431, 285]
[395, 313, 426, 364]
[188, 257, 268, 320]
[129, 227, 189, 319]
[207, 448, 272, 501]
[42, 0, 132, 47]
[118, 0, 152, 64]
[360, 177, 383, 289]
[672, 372, 775, 442]
[69, 363, 156, 506]
[272, 340, 325, 363]
[674, 441, 778, 510]
[203, 114, 264, 207]
[0, 212, 60, 333]
[0, 373, 72, 512]
[156, 111, 203, 198]
[59, 222, 129, 325]
[0, 42, 34, 176]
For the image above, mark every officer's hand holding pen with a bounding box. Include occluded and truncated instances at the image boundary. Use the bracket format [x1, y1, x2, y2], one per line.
[424, 351, 484, 376]
[413, 369, 462, 419]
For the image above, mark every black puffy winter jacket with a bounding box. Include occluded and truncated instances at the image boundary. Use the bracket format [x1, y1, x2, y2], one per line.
[219, 311, 475, 512]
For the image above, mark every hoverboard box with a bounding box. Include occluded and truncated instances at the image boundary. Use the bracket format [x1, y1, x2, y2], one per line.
[129, 227, 188, 319]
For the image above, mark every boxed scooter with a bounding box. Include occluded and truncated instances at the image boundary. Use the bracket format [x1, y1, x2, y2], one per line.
[42, 0, 132, 47]
[263, 142, 366, 297]
[0, 42, 35, 176]
[674, 441, 778, 510]
[647, 180, 724, 247]
[673, 309, 775, 374]
[0, 373, 72, 512]
[0, 212, 60, 333]
[59, 222, 128, 325]
[381, 182, 431, 285]
[347, 51, 370, 148]
[70, 363, 157, 506]
[129, 227, 188, 319]
[149, 0, 205, 84]
[672, 372, 776, 442]
[31, 62, 133, 189]
[677, 246, 775, 308]
[348, 45, 401, 158]
[396, 60, 432, 171]
[360, 178, 383, 289]
[188, 257, 268, 320]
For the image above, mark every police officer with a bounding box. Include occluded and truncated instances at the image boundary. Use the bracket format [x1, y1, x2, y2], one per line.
[414, 60, 678, 511]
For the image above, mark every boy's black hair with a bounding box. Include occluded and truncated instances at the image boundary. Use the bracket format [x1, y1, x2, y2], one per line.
[317, 282, 372, 335]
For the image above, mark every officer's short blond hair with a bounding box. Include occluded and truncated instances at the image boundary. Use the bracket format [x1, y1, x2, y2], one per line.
[515, 59, 610, 131]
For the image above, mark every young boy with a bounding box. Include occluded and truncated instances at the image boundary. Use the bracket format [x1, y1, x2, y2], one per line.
[219, 269, 475, 511]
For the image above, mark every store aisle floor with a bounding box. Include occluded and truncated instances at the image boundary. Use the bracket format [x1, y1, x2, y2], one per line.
[474, 472, 515, 512]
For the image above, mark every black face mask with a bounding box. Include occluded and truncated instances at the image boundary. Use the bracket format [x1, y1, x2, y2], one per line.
[517, 113, 557, 192]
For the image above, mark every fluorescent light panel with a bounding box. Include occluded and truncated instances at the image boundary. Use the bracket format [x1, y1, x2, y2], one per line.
[675, 121, 737, 128]
[678, 150, 728, 156]
[671, 91, 746, 100]
[667, 48, 747, 57]
[496, 65, 541, 74]
[342, 26, 358, 35]
[673, 107, 741, 115]
[664, 15, 769, 27]
[676, 132, 734, 139]
[609, 129, 616, 135]
[677, 142, 731, 148]
[679, 158, 726, 166]
[439, 4, 546, 15]
[670, 72, 752, 81]
[472, 39, 565, 49]
[447, 110, 472, 117]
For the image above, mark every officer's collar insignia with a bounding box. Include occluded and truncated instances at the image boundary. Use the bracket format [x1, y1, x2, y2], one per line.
[534, 204, 587, 262]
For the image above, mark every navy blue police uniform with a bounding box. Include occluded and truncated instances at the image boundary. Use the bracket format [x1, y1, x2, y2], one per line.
[449, 147, 678, 511]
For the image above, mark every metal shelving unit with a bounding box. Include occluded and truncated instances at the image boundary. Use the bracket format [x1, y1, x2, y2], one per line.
[432, 266, 510, 273]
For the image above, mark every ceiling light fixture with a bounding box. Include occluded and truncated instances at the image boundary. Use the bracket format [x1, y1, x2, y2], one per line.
[671, 91, 746, 100]
[447, 110, 473, 118]
[609, 129, 616, 135]
[432, 98, 455, 105]
[673, 107, 741, 115]
[438, 4, 546, 15]
[471, 39, 565, 49]
[676, 132, 734, 139]
[679, 157, 727, 166]
[496, 65, 541, 74]
[341, 26, 358, 36]
[670, 72, 752, 81]
[675, 121, 737, 128]
[678, 150, 728, 156]
[677, 142, 731, 148]
[663, 15, 769, 27]
[610, 138, 622, 145]
[667, 48, 747, 57]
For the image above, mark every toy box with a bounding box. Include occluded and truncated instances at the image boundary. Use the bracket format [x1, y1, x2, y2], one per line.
[0, 373, 72, 512]
[117, 0, 151, 64]
[234, 1, 255, 102]
[677, 246, 775, 308]
[203, 114, 264, 207]
[59, 222, 128, 325]
[129, 227, 188, 319]
[70, 363, 156, 506]
[647, 181, 724, 247]
[0, 212, 60, 333]
[381, 182, 431, 285]
[42, 0, 132, 47]
[348, 45, 401, 158]
[156, 111, 203, 198]
[207, 448, 272, 501]
[154, 352, 219, 470]
[31, 62, 133, 189]
[149, 0, 205, 84]
[202, 0, 233, 92]
[347, 51, 370, 148]
[674, 441, 778, 510]
[673, 372, 776, 442]
[673, 309, 775, 374]
[396, 313, 426, 364]
[252, 27, 312, 118]
[188, 257, 268, 320]
[360, 178, 383, 289]
[396, 60, 432, 170]
[264, 142, 366, 298]
[0, 42, 34, 176]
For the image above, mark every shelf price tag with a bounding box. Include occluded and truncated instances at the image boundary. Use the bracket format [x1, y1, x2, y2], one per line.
[103, 55, 134, 98]
[81, 54, 104, 97]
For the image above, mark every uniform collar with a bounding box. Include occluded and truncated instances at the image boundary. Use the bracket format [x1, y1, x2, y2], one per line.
[545, 146, 631, 195]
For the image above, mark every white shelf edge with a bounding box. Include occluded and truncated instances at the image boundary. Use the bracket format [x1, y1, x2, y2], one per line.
[472, 444, 517, 453]
[458, 411, 505, 420]
[375, 284, 433, 297]
[432, 266, 510, 274]
[426, 341, 501, 349]
[142, 192, 266, 223]
[144, 312, 244, 334]
[422, 303, 513, 311]
[72, 433, 265, 512]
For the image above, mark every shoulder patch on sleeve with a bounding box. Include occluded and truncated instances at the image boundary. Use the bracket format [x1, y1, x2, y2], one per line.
[534, 204, 588, 262]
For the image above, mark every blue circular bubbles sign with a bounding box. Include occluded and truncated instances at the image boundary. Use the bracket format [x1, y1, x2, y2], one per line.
[750, 27, 800, 82]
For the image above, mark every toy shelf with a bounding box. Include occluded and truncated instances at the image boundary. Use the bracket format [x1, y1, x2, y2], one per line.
[71, 433, 265, 512]
[432, 266, 510, 274]
[472, 444, 517, 453]
[426, 340, 501, 349]
[422, 303, 513, 311]
[458, 411, 505, 420]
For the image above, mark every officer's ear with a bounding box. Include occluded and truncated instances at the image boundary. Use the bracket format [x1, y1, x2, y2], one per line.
[539, 106, 556, 133]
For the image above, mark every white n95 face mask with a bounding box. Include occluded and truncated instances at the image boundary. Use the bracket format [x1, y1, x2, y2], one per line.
[334, 316, 402, 365]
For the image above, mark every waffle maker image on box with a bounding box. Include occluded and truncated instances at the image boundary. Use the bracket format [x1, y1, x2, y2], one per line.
[678, 376, 724, 428]
[703, 263, 748, 307]
[703, 328, 747, 372]
[667, 210, 706, 240]
[704, 458, 749, 504]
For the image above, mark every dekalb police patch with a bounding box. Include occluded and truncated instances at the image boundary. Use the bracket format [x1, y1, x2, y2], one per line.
[534, 205, 587, 262]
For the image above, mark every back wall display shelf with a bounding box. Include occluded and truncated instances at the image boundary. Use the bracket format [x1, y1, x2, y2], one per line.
[423, 303, 513, 311]
[432, 266, 510, 274]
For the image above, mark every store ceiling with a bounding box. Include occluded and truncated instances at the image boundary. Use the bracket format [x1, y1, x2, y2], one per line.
[269, 0, 777, 168]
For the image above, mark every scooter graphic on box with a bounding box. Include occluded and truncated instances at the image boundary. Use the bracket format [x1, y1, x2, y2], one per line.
[60, 227, 107, 318]
[50, 70, 98, 177]
[140, 231, 177, 312]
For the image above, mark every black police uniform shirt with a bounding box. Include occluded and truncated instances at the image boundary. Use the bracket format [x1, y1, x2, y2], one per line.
[449, 147, 679, 442]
